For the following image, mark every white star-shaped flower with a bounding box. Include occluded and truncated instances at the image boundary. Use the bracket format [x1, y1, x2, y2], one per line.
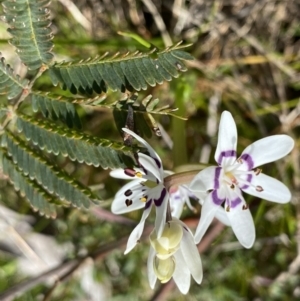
[189, 111, 294, 248]
[110, 128, 169, 254]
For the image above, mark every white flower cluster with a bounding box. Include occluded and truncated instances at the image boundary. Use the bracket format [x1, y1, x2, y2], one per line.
[110, 111, 294, 294]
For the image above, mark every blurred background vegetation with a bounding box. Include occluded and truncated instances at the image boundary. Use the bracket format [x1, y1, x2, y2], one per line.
[0, 0, 300, 300]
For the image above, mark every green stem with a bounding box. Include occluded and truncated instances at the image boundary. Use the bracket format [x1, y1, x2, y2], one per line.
[172, 79, 189, 167]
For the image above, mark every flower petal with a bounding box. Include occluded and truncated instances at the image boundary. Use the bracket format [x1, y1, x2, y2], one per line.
[226, 192, 255, 248]
[147, 246, 157, 289]
[169, 189, 185, 219]
[194, 193, 220, 244]
[240, 135, 294, 169]
[180, 226, 203, 284]
[138, 153, 163, 181]
[189, 166, 219, 193]
[110, 168, 134, 180]
[122, 128, 162, 167]
[214, 111, 238, 166]
[124, 205, 152, 254]
[172, 249, 191, 294]
[242, 173, 292, 203]
[111, 180, 145, 214]
[215, 206, 231, 226]
[154, 188, 169, 238]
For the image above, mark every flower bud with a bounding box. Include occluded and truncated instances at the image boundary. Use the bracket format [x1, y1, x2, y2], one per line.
[153, 255, 175, 283]
[150, 220, 183, 260]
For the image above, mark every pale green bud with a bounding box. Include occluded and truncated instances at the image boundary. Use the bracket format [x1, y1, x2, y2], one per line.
[153, 255, 176, 283]
[150, 220, 183, 260]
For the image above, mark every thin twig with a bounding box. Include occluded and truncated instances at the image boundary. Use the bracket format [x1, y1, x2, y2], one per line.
[141, 0, 172, 47]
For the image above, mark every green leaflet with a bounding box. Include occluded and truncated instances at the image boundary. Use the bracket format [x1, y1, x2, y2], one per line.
[0, 151, 58, 218]
[16, 114, 134, 169]
[0, 56, 28, 99]
[2, 0, 54, 70]
[113, 94, 186, 139]
[1, 132, 97, 209]
[49, 42, 194, 95]
[31, 92, 82, 128]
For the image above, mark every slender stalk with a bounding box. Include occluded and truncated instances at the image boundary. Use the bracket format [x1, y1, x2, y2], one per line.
[164, 170, 200, 191]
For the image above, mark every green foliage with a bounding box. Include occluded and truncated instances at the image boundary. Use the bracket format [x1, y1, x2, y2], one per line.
[31, 92, 82, 128]
[16, 113, 134, 168]
[0, 0, 193, 221]
[48, 43, 193, 95]
[0, 152, 57, 217]
[0, 55, 28, 99]
[113, 93, 184, 138]
[1, 132, 97, 209]
[2, 0, 54, 70]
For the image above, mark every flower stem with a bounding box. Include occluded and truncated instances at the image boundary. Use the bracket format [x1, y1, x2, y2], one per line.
[164, 170, 201, 191]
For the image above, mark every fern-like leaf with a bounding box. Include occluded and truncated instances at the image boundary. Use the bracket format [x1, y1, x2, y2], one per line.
[113, 94, 186, 138]
[49, 42, 194, 95]
[16, 114, 134, 169]
[0, 55, 28, 99]
[1, 132, 97, 209]
[0, 151, 57, 218]
[2, 0, 54, 70]
[31, 92, 82, 128]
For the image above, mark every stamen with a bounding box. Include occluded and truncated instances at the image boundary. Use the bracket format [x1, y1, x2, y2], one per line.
[242, 204, 249, 210]
[135, 171, 143, 178]
[124, 189, 133, 196]
[254, 168, 262, 175]
[226, 205, 230, 212]
[125, 199, 133, 206]
[140, 196, 148, 202]
[237, 158, 243, 164]
[256, 185, 264, 192]
[230, 184, 235, 189]
[124, 168, 137, 177]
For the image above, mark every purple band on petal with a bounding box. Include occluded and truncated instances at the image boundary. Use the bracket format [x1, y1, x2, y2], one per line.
[212, 190, 225, 205]
[228, 197, 242, 208]
[153, 157, 161, 169]
[217, 150, 237, 165]
[154, 188, 167, 207]
[214, 167, 222, 189]
[240, 153, 254, 170]
[240, 174, 252, 190]
[145, 199, 152, 210]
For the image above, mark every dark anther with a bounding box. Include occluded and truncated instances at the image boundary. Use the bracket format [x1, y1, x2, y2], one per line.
[124, 189, 133, 196]
[242, 204, 249, 210]
[124, 168, 136, 177]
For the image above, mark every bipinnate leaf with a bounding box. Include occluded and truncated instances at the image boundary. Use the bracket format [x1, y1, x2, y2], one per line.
[1, 132, 97, 209]
[48, 42, 194, 95]
[2, 0, 54, 70]
[0, 55, 28, 99]
[31, 92, 82, 128]
[16, 114, 134, 169]
[0, 151, 57, 217]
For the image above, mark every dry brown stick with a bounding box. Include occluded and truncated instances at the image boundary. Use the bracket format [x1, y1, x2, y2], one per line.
[217, 12, 298, 80]
[141, 0, 172, 46]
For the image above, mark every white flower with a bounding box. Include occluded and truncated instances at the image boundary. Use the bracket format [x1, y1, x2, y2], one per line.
[168, 183, 195, 218]
[147, 218, 203, 294]
[189, 111, 294, 248]
[110, 128, 169, 254]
